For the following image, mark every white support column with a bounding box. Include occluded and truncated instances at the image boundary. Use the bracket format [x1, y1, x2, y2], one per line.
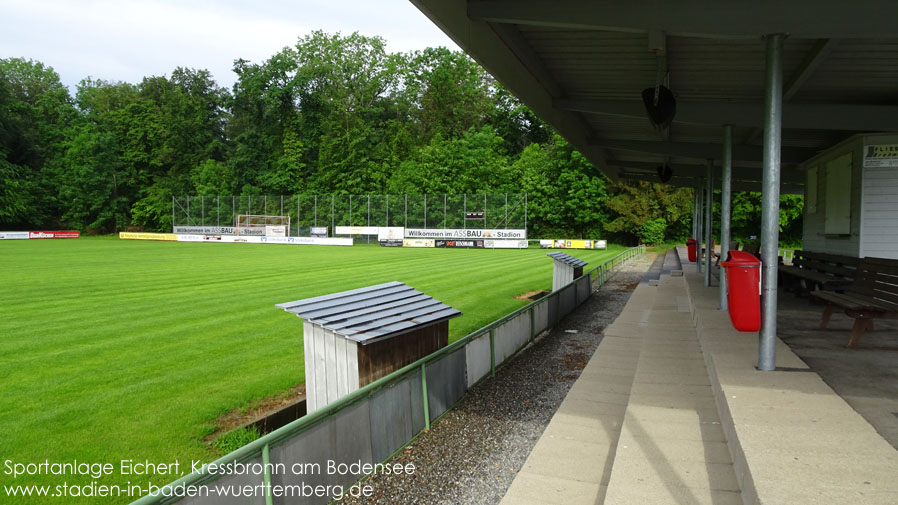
[759, 34, 785, 371]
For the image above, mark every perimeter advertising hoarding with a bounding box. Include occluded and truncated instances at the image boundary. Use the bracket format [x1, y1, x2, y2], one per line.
[310, 226, 328, 238]
[335, 226, 380, 235]
[484, 240, 528, 249]
[405, 228, 526, 240]
[119, 232, 178, 241]
[175, 235, 352, 246]
[28, 231, 80, 239]
[173, 226, 265, 236]
[378, 227, 405, 241]
[402, 239, 435, 248]
[0, 232, 30, 240]
[435, 239, 485, 248]
[540, 239, 606, 249]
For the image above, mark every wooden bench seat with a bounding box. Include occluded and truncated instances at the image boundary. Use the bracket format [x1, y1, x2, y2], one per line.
[779, 250, 858, 293]
[810, 256, 898, 347]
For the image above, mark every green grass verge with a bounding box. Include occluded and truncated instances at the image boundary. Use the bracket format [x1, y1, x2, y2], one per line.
[0, 237, 625, 503]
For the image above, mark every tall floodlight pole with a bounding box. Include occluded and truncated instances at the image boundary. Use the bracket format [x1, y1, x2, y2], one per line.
[705, 161, 713, 287]
[759, 34, 785, 371]
[720, 125, 733, 310]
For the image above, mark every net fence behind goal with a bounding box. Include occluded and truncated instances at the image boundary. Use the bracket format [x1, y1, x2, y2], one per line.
[235, 215, 291, 236]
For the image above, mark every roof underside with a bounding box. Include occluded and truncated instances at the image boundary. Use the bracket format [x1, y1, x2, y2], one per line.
[547, 251, 588, 268]
[410, 0, 898, 193]
[276, 281, 462, 345]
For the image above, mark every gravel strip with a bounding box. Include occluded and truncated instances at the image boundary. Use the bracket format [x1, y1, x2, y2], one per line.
[341, 253, 656, 505]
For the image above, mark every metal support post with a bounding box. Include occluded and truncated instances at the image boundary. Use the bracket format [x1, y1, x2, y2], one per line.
[720, 125, 733, 310]
[695, 177, 705, 273]
[705, 161, 713, 287]
[759, 34, 785, 371]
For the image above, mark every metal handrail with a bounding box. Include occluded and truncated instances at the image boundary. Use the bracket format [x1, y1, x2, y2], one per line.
[131, 244, 644, 504]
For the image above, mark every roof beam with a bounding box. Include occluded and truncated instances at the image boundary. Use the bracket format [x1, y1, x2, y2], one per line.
[468, 1, 898, 39]
[743, 39, 838, 143]
[611, 161, 804, 184]
[555, 98, 898, 131]
[588, 139, 817, 164]
[617, 171, 804, 194]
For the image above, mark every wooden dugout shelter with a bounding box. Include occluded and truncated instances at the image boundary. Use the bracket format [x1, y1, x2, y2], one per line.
[409, 0, 898, 370]
[277, 281, 461, 412]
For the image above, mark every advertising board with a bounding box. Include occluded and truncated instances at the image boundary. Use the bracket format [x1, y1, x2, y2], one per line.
[378, 227, 405, 241]
[435, 239, 485, 248]
[484, 240, 528, 249]
[0, 232, 30, 240]
[119, 232, 178, 241]
[402, 239, 435, 248]
[335, 226, 380, 235]
[265, 226, 287, 237]
[29, 231, 80, 239]
[406, 228, 526, 240]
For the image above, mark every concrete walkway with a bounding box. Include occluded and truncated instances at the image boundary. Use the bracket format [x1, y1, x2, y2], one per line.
[501, 248, 898, 505]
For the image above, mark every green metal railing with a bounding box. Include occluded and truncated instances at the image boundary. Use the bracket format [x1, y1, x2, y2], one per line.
[131, 245, 645, 505]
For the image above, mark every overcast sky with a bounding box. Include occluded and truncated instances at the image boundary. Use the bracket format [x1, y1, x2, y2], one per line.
[0, 0, 460, 91]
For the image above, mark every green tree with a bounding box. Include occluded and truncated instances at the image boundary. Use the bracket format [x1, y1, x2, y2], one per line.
[605, 181, 693, 244]
[515, 134, 608, 238]
[0, 58, 77, 228]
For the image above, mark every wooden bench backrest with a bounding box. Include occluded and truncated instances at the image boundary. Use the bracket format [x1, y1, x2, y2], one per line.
[849, 257, 898, 310]
[792, 250, 859, 279]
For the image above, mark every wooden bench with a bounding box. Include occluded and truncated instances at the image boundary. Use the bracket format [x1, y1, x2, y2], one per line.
[778, 250, 858, 293]
[810, 256, 898, 347]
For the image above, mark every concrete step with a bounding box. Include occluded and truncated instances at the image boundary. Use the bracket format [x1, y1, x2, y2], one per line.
[601, 274, 742, 505]
[499, 283, 655, 505]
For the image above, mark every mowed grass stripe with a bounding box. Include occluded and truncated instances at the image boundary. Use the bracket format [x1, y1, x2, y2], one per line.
[0, 238, 623, 504]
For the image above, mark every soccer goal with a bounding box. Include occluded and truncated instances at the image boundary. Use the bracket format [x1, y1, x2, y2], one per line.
[235, 214, 291, 236]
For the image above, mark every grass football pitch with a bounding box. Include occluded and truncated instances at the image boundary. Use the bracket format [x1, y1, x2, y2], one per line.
[0, 237, 625, 501]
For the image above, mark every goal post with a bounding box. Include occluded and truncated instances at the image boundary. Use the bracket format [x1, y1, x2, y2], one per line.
[235, 214, 291, 236]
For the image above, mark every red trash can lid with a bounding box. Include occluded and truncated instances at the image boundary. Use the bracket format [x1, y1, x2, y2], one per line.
[721, 250, 761, 268]
[686, 238, 696, 245]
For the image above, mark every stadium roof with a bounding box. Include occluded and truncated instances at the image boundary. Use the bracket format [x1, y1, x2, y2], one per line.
[547, 251, 588, 268]
[409, 0, 898, 193]
[276, 281, 461, 345]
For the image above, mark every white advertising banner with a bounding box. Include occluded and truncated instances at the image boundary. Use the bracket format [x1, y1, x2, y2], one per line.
[594, 240, 607, 250]
[176, 235, 352, 246]
[377, 227, 405, 241]
[335, 226, 379, 235]
[402, 239, 435, 248]
[261, 236, 352, 246]
[484, 240, 529, 249]
[265, 226, 287, 237]
[405, 228, 527, 240]
[0, 232, 30, 240]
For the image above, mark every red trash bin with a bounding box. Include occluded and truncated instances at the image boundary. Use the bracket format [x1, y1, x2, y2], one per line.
[686, 238, 697, 262]
[721, 251, 762, 332]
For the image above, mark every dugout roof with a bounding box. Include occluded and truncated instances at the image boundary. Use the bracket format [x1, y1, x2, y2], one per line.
[276, 281, 461, 344]
[408, 0, 898, 193]
[547, 251, 588, 268]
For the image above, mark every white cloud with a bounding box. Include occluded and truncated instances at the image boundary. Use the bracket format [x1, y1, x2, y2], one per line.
[0, 0, 457, 91]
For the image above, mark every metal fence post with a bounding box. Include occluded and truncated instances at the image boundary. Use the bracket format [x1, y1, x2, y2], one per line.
[262, 444, 273, 505]
[529, 307, 535, 343]
[421, 363, 430, 430]
[489, 329, 496, 377]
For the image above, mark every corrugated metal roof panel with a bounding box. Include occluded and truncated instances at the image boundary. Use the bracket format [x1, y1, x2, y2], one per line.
[277, 282, 461, 344]
[547, 252, 589, 268]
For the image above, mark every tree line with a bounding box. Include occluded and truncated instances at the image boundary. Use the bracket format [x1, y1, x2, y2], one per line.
[0, 31, 801, 245]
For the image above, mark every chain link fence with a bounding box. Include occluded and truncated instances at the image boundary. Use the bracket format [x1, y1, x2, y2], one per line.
[172, 194, 527, 237]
